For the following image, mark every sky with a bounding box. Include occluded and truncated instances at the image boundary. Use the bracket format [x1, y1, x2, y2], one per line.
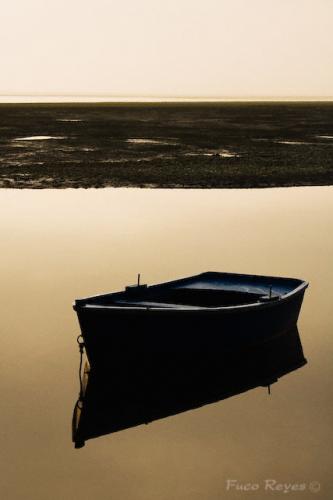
[1, 0, 332, 99]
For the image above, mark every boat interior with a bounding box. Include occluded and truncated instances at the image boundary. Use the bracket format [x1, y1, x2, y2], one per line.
[113, 287, 265, 308]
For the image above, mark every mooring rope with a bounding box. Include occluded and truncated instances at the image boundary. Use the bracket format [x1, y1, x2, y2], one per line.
[72, 335, 86, 447]
[77, 334, 85, 401]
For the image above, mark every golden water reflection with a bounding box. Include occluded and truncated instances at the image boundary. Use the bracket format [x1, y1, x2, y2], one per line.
[0, 187, 332, 499]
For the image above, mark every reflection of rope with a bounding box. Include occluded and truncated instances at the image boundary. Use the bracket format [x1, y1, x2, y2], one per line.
[72, 399, 84, 448]
[77, 335, 85, 400]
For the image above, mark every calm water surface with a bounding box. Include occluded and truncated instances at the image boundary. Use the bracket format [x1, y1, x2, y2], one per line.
[1, 187, 332, 499]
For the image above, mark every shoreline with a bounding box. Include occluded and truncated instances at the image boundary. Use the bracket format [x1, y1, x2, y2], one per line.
[1, 176, 333, 190]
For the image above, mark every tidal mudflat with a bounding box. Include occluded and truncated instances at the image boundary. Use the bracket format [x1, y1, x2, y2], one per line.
[1, 102, 333, 188]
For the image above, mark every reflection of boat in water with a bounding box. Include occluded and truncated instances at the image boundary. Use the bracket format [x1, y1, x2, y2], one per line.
[73, 272, 308, 369]
[72, 272, 308, 448]
[72, 325, 307, 448]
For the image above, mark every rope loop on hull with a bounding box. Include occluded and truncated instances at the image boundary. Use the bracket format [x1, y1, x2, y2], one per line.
[77, 335, 85, 401]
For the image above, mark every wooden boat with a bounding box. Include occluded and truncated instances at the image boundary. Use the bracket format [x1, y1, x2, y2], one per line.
[73, 271, 308, 370]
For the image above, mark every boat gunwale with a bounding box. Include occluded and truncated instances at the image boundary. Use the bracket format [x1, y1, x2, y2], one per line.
[74, 278, 308, 314]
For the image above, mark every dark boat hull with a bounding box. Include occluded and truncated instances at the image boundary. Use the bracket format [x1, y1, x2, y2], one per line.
[76, 288, 306, 369]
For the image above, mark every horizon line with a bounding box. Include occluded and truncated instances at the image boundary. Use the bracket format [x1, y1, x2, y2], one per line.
[0, 94, 333, 103]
